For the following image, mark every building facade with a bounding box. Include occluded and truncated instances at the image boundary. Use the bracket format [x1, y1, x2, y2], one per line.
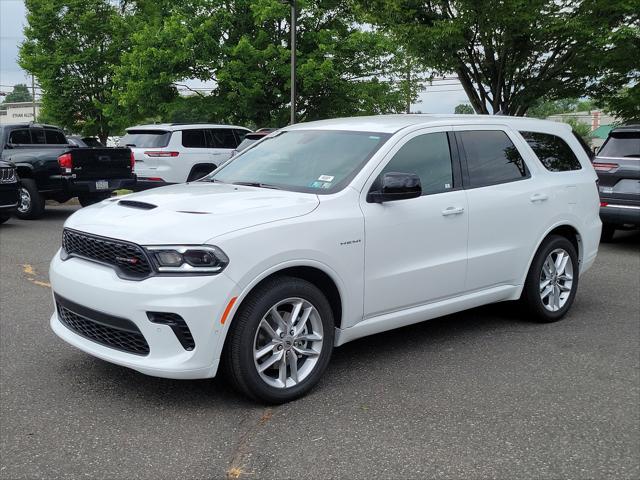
[0, 101, 41, 125]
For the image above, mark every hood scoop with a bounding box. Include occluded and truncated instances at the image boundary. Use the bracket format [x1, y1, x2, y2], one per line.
[119, 200, 157, 210]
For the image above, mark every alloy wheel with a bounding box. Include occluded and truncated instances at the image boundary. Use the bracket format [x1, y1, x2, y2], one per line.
[539, 248, 574, 312]
[18, 187, 31, 214]
[253, 297, 324, 389]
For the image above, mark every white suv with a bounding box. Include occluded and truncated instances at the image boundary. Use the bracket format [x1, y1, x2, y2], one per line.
[121, 123, 251, 189]
[49, 115, 601, 403]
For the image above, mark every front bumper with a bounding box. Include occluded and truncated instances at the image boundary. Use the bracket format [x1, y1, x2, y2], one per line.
[0, 183, 19, 212]
[49, 251, 239, 379]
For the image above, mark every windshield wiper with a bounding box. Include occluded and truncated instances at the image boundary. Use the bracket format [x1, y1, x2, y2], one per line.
[232, 181, 282, 190]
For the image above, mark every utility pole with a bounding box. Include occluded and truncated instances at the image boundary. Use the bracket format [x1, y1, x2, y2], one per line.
[31, 75, 36, 121]
[290, 0, 297, 124]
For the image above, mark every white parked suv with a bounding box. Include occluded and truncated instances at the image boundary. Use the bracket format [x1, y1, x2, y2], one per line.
[49, 115, 601, 403]
[121, 123, 251, 189]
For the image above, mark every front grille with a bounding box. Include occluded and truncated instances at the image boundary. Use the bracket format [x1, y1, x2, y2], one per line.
[56, 296, 149, 355]
[147, 312, 195, 351]
[0, 167, 16, 184]
[62, 228, 152, 279]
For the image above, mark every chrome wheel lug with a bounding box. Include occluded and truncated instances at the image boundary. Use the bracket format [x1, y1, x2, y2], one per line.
[277, 345, 283, 351]
[279, 333, 285, 338]
[289, 330, 294, 335]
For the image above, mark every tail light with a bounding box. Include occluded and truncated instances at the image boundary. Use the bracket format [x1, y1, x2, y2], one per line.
[130, 151, 135, 170]
[600, 201, 609, 207]
[144, 151, 179, 157]
[58, 152, 73, 172]
[592, 162, 618, 172]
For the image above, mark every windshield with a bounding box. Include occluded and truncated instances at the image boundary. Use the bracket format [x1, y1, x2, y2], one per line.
[208, 130, 390, 193]
[599, 132, 640, 158]
[120, 130, 171, 148]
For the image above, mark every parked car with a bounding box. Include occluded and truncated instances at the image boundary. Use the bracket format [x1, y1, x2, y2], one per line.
[0, 123, 136, 219]
[122, 123, 251, 190]
[592, 124, 640, 241]
[66, 136, 104, 148]
[49, 115, 601, 403]
[0, 160, 19, 224]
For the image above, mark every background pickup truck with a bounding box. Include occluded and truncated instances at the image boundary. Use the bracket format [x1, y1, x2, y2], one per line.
[0, 123, 136, 219]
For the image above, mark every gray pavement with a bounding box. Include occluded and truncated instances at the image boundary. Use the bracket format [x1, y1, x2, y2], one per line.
[1, 204, 639, 479]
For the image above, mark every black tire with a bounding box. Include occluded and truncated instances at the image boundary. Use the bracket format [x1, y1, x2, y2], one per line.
[0, 214, 10, 224]
[521, 235, 579, 323]
[78, 192, 111, 207]
[222, 276, 335, 404]
[187, 165, 216, 182]
[15, 178, 45, 220]
[600, 224, 616, 243]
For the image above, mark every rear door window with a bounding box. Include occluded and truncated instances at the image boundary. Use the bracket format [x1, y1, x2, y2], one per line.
[182, 129, 207, 148]
[120, 130, 171, 148]
[44, 129, 69, 145]
[8, 129, 32, 144]
[458, 130, 528, 187]
[208, 129, 238, 148]
[520, 131, 582, 171]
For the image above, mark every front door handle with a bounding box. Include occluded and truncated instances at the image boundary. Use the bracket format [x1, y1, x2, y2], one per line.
[442, 206, 465, 216]
[530, 193, 549, 203]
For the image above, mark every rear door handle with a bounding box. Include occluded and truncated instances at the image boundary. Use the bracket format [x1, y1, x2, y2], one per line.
[442, 206, 465, 216]
[530, 193, 549, 202]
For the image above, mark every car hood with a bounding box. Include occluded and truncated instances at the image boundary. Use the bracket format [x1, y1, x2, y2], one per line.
[65, 182, 319, 245]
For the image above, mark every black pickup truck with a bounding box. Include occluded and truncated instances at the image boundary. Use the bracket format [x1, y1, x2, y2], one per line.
[0, 123, 136, 219]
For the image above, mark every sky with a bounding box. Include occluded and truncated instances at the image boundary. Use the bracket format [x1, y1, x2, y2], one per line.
[0, 0, 470, 113]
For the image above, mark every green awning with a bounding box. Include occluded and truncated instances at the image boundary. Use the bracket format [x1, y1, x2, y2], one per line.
[591, 124, 614, 139]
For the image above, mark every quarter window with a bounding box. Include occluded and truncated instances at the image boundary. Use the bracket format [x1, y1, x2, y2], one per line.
[379, 132, 454, 195]
[520, 131, 582, 171]
[459, 130, 528, 187]
[182, 129, 207, 148]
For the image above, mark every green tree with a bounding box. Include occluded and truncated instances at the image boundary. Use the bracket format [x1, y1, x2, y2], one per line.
[116, 0, 414, 126]
[589, 22, 640, 123]
[454, 103, 474, 114]
[360, 0, 635, 116]
[19, 0, 139, 143]
[564, 118, 592, 144]
[2, 84, 33, 104]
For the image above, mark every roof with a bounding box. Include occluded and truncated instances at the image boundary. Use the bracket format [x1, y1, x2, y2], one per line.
[126, 123, 251, 131]
[285, 114, 571, 134]
[611, 124, 640, 134]
[591, 124, 614, 139]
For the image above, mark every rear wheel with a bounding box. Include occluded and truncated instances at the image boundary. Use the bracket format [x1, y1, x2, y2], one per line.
[78, 192, 111, 207]
[521, 235, 579, 323]
[223, 276, 334, 403]
[600, 224, 616, 243]
[16, 178, 45, 220]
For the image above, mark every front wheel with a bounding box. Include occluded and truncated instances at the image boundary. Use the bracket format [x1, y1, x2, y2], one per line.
[521, 235, 579, 323]
[223, 276, 334, 403]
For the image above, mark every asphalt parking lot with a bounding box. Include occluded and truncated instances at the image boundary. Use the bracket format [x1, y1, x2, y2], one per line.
[1, 204, 639, 479]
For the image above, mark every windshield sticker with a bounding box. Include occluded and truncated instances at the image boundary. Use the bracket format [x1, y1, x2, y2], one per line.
[318, 175, 334, 182]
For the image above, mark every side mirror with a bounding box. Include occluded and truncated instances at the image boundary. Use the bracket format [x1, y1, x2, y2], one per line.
[367, 172, 422, 203]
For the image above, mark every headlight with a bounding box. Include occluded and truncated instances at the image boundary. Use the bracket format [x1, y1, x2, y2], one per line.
[144, 245, 229, 274]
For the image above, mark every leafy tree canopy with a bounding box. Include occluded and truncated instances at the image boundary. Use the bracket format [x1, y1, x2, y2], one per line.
[527, 97, 598, 119]
[2, 84, 33, 104]
[19, 0, 141, 143]
[454, 103, 474, 114]
[359, 0, 637, 116]
[116, 0, 415, 127]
